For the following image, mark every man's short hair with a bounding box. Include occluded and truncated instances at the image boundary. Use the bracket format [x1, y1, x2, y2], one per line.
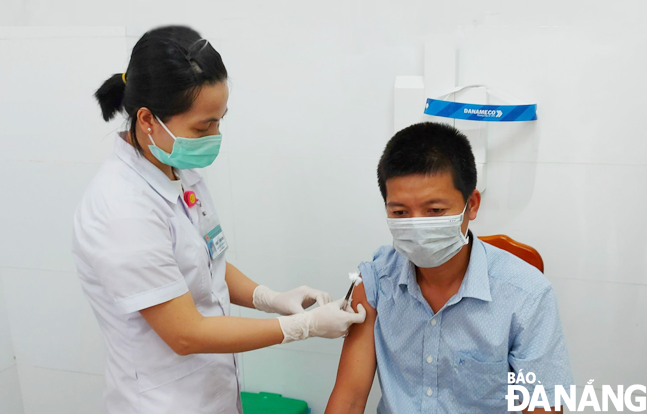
[377, 122, 477, 202]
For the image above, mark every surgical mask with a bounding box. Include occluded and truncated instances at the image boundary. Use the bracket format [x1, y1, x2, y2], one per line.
[147, 116, 222, 169]
[387, 203, 470, 268]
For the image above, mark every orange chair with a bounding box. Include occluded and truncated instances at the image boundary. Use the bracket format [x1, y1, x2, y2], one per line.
[478, 235, 544, 273]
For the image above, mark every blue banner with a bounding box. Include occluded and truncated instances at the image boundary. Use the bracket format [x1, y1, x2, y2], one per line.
[424, 99, 537, 122]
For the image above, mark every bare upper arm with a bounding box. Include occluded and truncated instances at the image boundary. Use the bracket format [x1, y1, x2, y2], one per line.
[139, 292, 203, 355]
[325, 282, 378, 413]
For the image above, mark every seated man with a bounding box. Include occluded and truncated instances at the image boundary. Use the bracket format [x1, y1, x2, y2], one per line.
[326, 122, 572, 414]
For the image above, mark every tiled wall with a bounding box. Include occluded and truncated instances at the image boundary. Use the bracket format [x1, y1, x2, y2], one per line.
[1, 1, 646, 413]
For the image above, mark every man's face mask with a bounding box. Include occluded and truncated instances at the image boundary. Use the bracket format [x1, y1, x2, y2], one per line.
[387, 202, 470, 268]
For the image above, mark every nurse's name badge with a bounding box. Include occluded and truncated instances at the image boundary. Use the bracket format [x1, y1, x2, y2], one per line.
[184, 190, 228, 260]
[200, 214, 228, 260]
[204, 224, 228, 260]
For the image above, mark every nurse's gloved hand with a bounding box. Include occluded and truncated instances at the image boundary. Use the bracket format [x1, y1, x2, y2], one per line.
[253, 285, 332, 316]
[277, 299, 366, 343]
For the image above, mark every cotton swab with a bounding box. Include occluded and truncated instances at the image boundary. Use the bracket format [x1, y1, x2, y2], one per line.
[341, 271, 362, 310]
[348, 271, 362, 286]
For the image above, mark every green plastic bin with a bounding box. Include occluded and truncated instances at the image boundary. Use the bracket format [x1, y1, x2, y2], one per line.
[241, 391, 310, 414]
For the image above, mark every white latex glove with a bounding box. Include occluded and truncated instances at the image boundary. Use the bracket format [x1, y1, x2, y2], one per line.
[253, 285, 332, 316]
[277, 299, 367, 343]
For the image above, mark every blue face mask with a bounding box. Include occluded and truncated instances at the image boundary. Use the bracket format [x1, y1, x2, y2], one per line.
[148, 116, 222, 169]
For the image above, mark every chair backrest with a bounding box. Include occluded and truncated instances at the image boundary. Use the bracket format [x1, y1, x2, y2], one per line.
[478, 234, 544, 273]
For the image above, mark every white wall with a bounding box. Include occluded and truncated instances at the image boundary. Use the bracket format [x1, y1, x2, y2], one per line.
[0, 26, 124, 414]
[0, 274, 24, 414]
[1, 1, 646, 413]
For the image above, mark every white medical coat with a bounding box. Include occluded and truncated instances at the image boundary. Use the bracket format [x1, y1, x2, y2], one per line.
[72, 133, 242, 414]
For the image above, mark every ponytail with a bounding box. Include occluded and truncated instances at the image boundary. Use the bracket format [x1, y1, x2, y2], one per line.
[94, 73, 126, 121]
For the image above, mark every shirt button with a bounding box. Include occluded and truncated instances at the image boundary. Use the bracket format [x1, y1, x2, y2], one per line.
[430, 319, 437, 326]
[427, 356, 433, 364]
[427, 388, 433, 396]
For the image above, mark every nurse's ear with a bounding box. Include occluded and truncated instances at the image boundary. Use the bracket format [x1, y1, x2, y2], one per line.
[136, 107, 156, 135]
[467, 190, 481, 221]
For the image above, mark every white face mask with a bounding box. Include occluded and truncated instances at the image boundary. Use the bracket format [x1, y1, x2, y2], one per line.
[387, 203, 470, 268]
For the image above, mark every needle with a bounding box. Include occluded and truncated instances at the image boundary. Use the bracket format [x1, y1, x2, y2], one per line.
[340, 281, 356, 310]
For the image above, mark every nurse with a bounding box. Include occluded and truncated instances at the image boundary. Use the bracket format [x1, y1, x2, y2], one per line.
[72, 25, 366, 414]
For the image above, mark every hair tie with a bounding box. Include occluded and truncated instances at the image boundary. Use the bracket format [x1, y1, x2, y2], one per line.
[186, 39, 210, 61]
[122, 73, 126, 84]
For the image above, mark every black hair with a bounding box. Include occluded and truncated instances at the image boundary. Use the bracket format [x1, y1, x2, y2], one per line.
[94, 25, 228, 153]
[377, 122, 477, 203]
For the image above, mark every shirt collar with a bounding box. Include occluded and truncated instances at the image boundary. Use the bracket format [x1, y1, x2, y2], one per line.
[397, 259, 416, 288]
[114, 132, 181, 204]
[397, 233, 492, 303]
[456, 236, 492, 302]
[176, 168, 203, 187]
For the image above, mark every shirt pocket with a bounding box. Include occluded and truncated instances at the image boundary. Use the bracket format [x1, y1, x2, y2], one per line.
[452, 353, 509, 404]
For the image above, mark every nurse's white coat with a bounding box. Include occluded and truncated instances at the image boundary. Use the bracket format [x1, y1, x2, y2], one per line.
[72, 133, 241, 414]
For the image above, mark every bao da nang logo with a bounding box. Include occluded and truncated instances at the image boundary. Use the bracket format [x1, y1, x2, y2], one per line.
[506, 371, 646, 412]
